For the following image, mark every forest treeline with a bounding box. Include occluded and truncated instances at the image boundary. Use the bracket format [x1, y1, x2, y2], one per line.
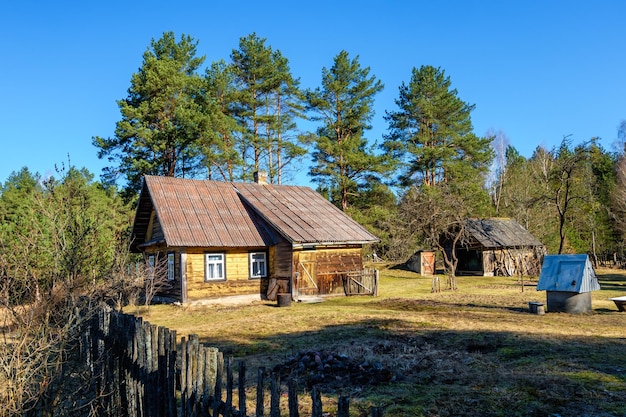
[3, 31, 626, 274]
[1, 30, 626, 416]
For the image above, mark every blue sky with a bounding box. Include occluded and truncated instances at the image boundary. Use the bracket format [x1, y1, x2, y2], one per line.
[1, 1, 625, 186]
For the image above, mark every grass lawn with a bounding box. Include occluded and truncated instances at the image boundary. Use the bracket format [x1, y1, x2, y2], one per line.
[128, 265, 626, 417]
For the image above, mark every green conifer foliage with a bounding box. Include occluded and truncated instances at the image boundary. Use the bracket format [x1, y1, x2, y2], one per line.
[93, 32, 208, 195]
[384, 65, 492, 188]
[306, 51, 389, 211]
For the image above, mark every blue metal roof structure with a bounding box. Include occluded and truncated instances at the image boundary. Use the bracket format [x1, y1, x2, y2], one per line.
[537, 254, 600, 293]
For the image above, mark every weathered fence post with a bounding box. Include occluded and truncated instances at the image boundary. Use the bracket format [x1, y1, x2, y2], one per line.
[181, 336, 188, 417]
[256, 367, 265, 417]
[270, 372, 281, 417]
[225, 356, 234, 417]
[374, 269, 379, 296]
[197, 343, 206, 417]
[311, 386, 322, 417]
[167, 329, 177, 417]
[212, 351, 224, 417]
[337, 396, 350, 417]
[238, 360, 246, 417]
[202, 348, 215, 416]
[288, 379, 299, 417]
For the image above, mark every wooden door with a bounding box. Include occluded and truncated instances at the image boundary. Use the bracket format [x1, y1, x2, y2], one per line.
[422, 252, 435, 275]
[295, 260, 318, 298]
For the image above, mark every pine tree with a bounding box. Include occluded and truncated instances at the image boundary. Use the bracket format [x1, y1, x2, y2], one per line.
[201, 60, 244, 181]
[384, 65, 492, 187]
[306, 50, 389, 211]
[93, 32, 208, 196]
[230, 33, 305, 183]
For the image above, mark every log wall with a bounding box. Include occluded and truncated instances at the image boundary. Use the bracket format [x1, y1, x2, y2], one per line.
[185, 248, 265, 301]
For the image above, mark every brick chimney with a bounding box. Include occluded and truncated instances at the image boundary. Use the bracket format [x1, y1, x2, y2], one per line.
[254, 171, 268, 185]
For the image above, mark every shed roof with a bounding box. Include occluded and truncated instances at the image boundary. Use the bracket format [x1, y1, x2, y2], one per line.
[131, 176, 378, 251]
[537, 254, 600, 293]
[464, 218, 544, 249]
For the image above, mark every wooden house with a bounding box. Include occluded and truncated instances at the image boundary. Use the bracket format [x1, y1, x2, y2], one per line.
[130, 175, 379, 304]
[442, 218, 546, 277]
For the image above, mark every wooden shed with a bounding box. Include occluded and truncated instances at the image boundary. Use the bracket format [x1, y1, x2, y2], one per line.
[406, 250, 436, 276]
[443, 218, 546, 277]
[536, 254, 600, 313]
[130, 175, 379, 304]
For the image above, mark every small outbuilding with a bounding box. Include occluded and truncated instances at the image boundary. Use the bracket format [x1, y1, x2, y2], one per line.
[536, 254, 601, 313]
[406, 250, 435, 276]
[442, 218, 546, 277]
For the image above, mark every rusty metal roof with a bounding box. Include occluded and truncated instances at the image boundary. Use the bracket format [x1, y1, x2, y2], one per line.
[131, 176, 378, 251]
[234, 182, 379, 245]
[465, 218, 543, 249]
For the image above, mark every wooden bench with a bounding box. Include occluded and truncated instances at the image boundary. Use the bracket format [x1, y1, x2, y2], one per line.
[609, 296, 626, 312]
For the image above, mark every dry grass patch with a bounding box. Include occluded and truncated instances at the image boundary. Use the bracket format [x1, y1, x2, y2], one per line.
[129, 266, 626, 417]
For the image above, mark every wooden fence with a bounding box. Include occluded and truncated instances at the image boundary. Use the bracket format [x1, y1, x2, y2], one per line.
[343, 268, 379, 296]
[85, 307, 384, 417]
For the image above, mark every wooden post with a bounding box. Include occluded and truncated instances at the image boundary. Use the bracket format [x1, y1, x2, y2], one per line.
[225, 356, 233, 417]
[256, 367, 265, 417]
[212, 352, 224, 417]
[197, 345, 206, 416]
[144, 324, 155, 417]
[181, 251, 188, 304]
[238, 360, 246, 417]
[167, 329, 177, 417]
[187, 336, 198, 417]
[180, 337, 189, 417]
[431, 276, 441, 293]
[157, 326, 165, 417]
[374, 269, 379, 296]
[270, 372, 280, 417]
[202, 349, 213, 416]
[337, 396, 350, 417]
[288, 379, 299, 417]
[124, 315, 134, 417]
[311, 386, 322, 417]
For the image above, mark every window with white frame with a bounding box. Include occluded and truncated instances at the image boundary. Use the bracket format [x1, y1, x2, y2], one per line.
[148, 254, 155, 280]
[167, 253, 175, 281]
[249, 252, 267, 279]
[205, 253, 225, 281]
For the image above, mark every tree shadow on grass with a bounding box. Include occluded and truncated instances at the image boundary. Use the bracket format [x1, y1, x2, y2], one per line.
[190, 305, 626, 417]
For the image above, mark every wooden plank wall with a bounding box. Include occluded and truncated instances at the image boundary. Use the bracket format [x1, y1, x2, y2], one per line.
[82, 307, 384, 417]
[86, 307, 177, 417]
[148, 210, 164, 242]
[265, 241, 293, 300]
[141, 249, 182, 301]
[482, 248, 542, 277]
[294, 246, 363, 295]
